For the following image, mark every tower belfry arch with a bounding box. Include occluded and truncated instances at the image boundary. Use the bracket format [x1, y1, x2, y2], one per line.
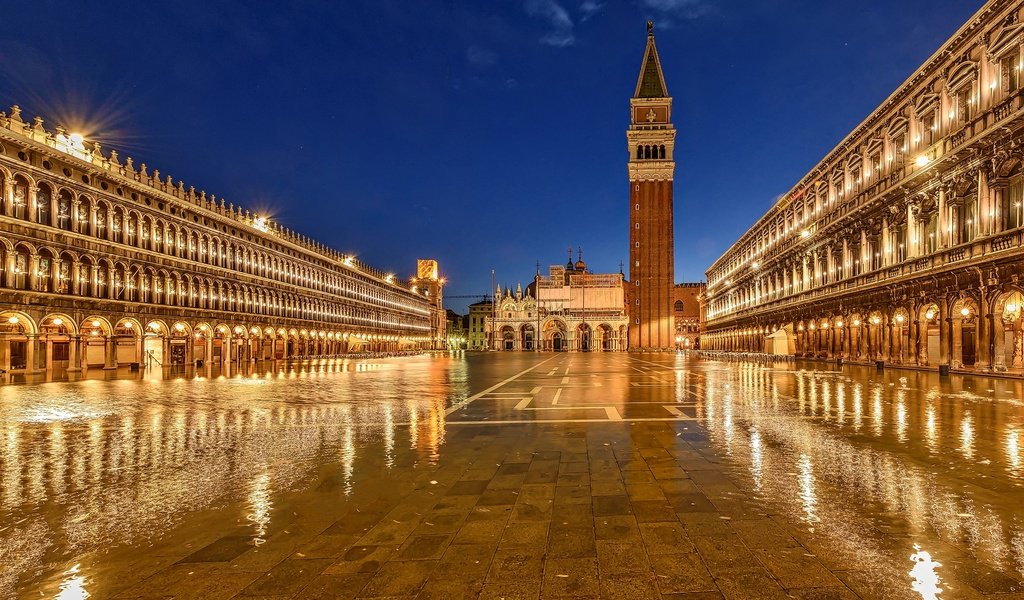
[627, 21, 676, 350]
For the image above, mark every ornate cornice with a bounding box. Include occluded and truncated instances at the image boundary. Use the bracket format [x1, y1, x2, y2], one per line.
[629, 162, 675, 181]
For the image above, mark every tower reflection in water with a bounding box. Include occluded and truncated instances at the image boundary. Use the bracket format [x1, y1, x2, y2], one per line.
[0, 356, 460, 598]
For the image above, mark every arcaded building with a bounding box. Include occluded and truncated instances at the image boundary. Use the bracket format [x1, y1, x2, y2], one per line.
[704, 0, 1024, 374]
[488, 253, 628, 352]
[674, 283, 704, 350]
[0, 105, 444, 374]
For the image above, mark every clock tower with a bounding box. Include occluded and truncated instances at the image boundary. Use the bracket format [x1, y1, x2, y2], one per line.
[628, 21, 676, 351]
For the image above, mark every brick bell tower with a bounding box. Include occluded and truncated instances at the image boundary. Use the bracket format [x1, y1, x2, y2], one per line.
[628, 21, 676, 351]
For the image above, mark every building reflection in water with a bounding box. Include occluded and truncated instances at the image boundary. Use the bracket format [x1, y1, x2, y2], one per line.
[1008, 428, 1021, 477]
[797, 454, 818, 526]
[697, 359, 1024, 596]
[0, 355, 463, 598]
[247, 471, 272, 545]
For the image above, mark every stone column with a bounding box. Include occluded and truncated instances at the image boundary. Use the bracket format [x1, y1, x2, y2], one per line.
[104, 336, 117, 370]
[939, 302, 951, 367]
[917, 319, 928, 365]
[24, 334, 39, 373]
[27, 187, 37, 223]
[2, 180, 13, 217]
[951, 317, 964, 369]
[908, 320, 919, 364]
[51, 258, 61, 293]
[880, 322, 890, 362]
[70, 199, 80, 232]
[67, 335, 81, 372]
[976, 288, 991, 371]
[27, 254, 39, 291]
[993, 316, 1007, 372]
[4, 252, 15, 288]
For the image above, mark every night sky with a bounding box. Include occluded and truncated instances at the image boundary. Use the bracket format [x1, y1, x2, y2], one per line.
[1, 0, 983, 312]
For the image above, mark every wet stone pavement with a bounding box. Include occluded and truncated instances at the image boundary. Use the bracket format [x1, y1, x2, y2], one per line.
[2, 353, 1024, 599]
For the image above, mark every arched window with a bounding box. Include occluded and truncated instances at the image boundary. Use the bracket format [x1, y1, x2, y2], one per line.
[674, 300, 683, 311]
[36, 184, 52, 226]
[95, 206, 110, 240]
[643, 145, 651, 159]
[57, 191, 72, 230]
[636, 145, 643, 159]
[659, 145, 666, 159]
[12, 176, 28, 220]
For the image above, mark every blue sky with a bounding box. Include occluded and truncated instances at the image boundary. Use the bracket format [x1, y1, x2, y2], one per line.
[1, 0, 982, 312]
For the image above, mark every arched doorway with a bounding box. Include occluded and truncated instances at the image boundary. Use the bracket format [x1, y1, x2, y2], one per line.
[40, 314, 75, 371]
[543, 319, 568, 352]
[0, 312, 36, 371]
[501, 326, 515, 351]
[950, 298, 978, 369]
[993, 289, 1024, 371]
[81, 317, 112, 369]
[144, 320, 168, 368]
[114, 318, 142, 366]
[578, 324, 592, 352]
[597, 324, 613, 351]
[521, 324, 535, 351]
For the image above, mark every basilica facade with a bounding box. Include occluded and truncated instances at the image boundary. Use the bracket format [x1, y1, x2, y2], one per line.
[487, 254, 628, 352]
[704, 0, 1024, 375]
[0, 105, 444, 375]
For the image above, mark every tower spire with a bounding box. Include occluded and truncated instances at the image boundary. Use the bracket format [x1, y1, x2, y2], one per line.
[634, 21, 668, 99]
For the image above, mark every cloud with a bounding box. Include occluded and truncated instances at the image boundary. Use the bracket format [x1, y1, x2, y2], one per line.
[525, 0, 576, 46]
[466, 45, 496, 67]
[640, 0, 712, 20]
[579, 0, 605, 21]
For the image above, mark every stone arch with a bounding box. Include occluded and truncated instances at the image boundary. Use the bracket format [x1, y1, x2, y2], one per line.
[41, 312, 78, 335]
[0, 310, 38, 334]
[82, 315, 113, 336]
[990, 285, 1024, 371]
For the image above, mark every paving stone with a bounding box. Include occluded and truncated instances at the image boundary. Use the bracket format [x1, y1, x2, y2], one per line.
[596, 540, 649, 574]
[650, 552, 717, 594]
[357, 559, 437, 597]
[240, 558, 334, 596]
[115, 564, 262, 599]
[488, 548, 545, 581]
[298, 573, 373, 599]
[542, 557, 600, 597]
[548, 526, 597, 558]
[593, 495, 633, 517]
[479, 578, 542, 600]
[500, 521, 550, 549]
[396, 534, 452, 561]
[599, 571, 661, 600]
[595, 515, 642, 541]
[639, 521, 694, 554]
[325, 545, 397, 574]
[177, 535, 254, 563]
[753, 548, 845, 589]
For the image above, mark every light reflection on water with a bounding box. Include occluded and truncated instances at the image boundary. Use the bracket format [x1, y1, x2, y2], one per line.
[54, 564, 89, 600]
[247, 471, 272, 545]
[909, 545, 942, 599]
[695, 359, 1024, 597]
[0, 355, 468, 597]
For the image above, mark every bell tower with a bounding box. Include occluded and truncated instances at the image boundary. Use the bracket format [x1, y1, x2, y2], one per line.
[628, 21, 676, 351]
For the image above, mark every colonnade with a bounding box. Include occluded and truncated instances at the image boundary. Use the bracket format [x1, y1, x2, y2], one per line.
[704, 287, 1024, 373]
